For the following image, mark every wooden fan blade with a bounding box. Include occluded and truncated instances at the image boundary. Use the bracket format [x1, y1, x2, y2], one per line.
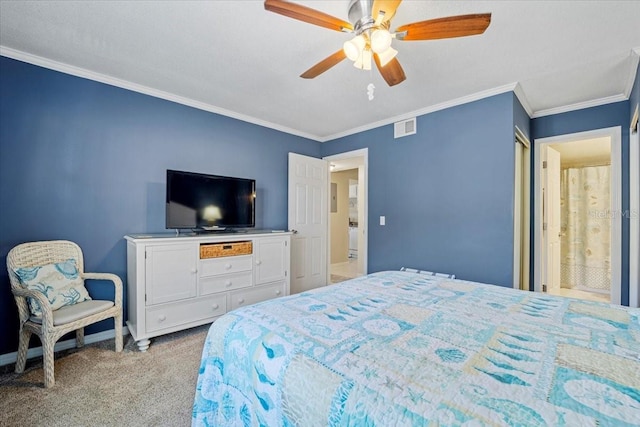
[372, 0, 402, 23]
[396, 13, 491, 41]
[264, 0, 353, 32]
[374, 54, 406, 86]
[300, 50, 347, 79]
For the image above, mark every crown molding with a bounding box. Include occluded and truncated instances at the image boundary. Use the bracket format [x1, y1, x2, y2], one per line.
[531, 94, 629, 119]
[1, 45, 520, 143]
[512, 82, 534, 117]
[0, 46, 322, 142]
[319, 83, 519, 142]
[4, 45, 635, 142]
[624, 48, 640, 98]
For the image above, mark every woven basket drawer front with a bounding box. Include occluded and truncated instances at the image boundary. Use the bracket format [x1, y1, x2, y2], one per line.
[200, 271, 252, 295]
[200, 241, 252, 259]
[145, 294, 226, 333]
[200, 255, 253, 276]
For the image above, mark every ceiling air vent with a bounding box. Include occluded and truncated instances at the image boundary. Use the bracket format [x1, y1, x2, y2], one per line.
[394, 118, 416, 139]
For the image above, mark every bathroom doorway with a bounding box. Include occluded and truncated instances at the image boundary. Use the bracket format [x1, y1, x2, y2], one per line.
[551, 138, 611, 302]
[534, 127, 622, 304]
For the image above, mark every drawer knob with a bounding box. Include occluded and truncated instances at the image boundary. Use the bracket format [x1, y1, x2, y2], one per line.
[191, 268, 197, 274]
[158, 315, 166, 322]
[225, 263, 232, 270]
[225, 280, 232, 287]
[212, 304, 219, 310]
[256, 260, 262, 266]
[275, 290, 281, 295]
[238, 298, 245, 305]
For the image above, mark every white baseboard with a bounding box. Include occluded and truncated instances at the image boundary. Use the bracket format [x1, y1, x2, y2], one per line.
[0, 326, 129, 367]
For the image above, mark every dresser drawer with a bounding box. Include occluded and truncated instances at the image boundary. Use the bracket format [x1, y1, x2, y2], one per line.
[228, 282, 286, 311]
[200, 241, 252, 259]
[199, 271, 252, 295]
[145, 295, 226, 333]
[200, 255, 252, 276]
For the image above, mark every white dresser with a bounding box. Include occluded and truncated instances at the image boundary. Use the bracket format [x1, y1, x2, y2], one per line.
[125, 231, 291, 351]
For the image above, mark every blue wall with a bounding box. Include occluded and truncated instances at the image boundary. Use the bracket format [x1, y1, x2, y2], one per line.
[0, 56, 319, 355]
[1, 52, 636, 357]
[531, 101, 631, 305]
[321, 92, 519, 288]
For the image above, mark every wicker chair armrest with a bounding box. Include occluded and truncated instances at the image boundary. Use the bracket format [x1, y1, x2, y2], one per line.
[82, 272, 123, 306]
[10, 286, 54, 328]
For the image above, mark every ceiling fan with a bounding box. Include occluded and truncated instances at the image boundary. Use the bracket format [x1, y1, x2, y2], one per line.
[264, 0, 491, 87]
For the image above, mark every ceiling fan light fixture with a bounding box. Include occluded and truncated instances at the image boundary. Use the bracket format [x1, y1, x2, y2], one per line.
[363, 49, 372, 70]
[377, 46, 398, 67]
[343, 34, 366, 61]
[354, 48, 372, 70]
[370, 28, 392, 53]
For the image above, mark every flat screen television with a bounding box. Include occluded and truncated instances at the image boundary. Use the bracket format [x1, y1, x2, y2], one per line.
[166, 169, 255, 230]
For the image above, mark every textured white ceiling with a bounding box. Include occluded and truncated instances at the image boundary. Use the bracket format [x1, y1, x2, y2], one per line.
[1, 1, 639, 141]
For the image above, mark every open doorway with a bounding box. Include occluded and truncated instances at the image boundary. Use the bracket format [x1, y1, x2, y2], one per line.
[329, 168, 358, 283]
[548, 138, 611, 303]
[324, 149, 368, 284]
[534, 127, 622, 304]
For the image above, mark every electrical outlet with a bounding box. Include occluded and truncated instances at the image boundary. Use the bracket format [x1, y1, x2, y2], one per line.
[380, 216, 385, 226]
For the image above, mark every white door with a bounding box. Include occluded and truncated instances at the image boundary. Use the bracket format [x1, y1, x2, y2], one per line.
[288, 153, 328, 294]
[543, 146, 561, 292]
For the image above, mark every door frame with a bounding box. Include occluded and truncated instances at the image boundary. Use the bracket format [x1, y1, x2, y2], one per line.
[324, 148, 369, 280]
[513, 127, 531, 290]
[533, 127, 622, 304]
[630, 105, 639, 307]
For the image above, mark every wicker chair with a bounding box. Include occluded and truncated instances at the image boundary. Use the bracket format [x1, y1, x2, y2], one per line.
[6, 240, 123, 388]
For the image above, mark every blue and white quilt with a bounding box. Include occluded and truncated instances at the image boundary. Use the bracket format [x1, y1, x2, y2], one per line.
[192, 271, 640, 426]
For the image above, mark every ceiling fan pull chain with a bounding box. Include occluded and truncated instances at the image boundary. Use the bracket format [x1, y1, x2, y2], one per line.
[367, 83, 375, 101]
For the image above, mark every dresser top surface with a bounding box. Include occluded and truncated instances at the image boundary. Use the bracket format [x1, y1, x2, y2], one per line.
[125, 230, 291, 243]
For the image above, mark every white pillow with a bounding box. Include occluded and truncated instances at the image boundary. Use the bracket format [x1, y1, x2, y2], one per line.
[14, 259, 91, 317]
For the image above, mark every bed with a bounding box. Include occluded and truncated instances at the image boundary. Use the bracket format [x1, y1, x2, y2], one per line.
[192, 270, 640, 426]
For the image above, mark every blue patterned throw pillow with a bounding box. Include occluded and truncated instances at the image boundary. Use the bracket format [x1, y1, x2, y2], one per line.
[14, 259, 91, 317]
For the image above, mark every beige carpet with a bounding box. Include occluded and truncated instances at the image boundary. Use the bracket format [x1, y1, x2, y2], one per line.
[0, 325, 209, 427]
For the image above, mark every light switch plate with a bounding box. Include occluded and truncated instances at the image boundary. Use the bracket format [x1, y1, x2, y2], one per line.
[380, 216, 385, 226]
